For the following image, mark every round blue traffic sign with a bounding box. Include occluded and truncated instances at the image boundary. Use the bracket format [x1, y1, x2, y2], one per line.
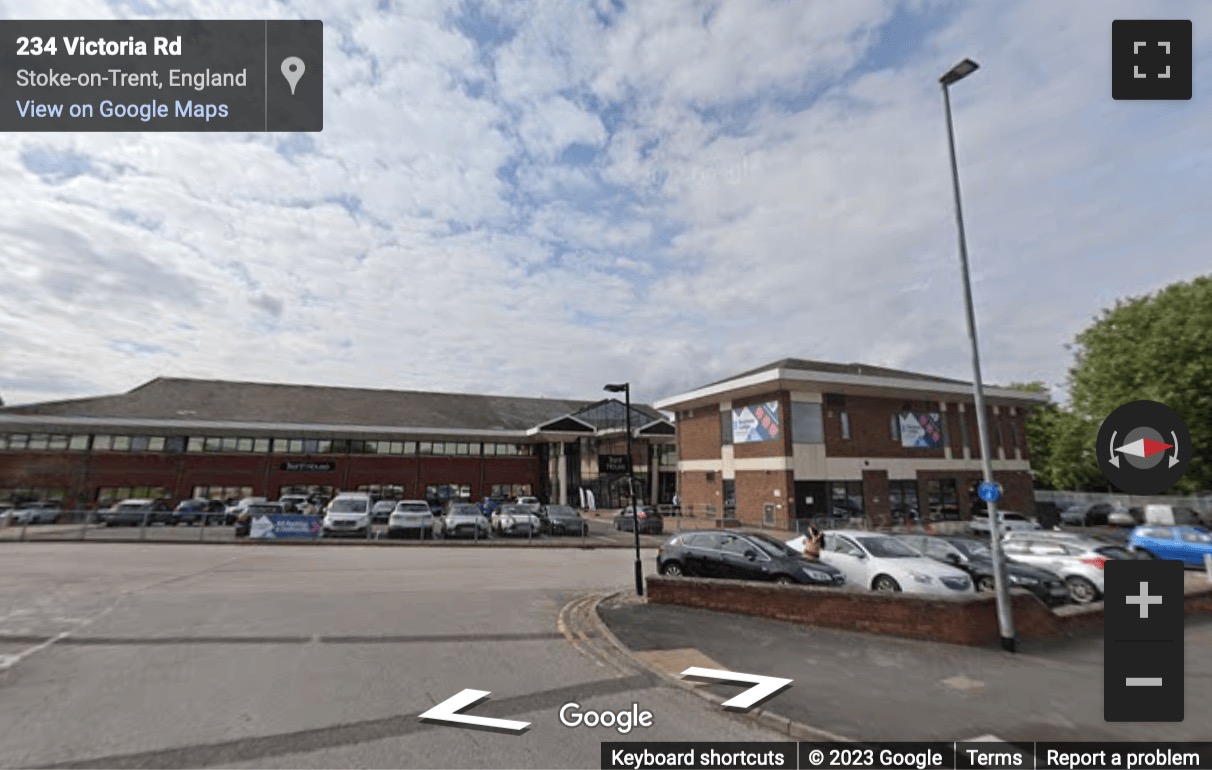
[977, 482, 1001, 503]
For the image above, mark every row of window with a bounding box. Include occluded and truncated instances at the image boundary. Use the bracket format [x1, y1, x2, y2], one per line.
[0, 433, 535, 457]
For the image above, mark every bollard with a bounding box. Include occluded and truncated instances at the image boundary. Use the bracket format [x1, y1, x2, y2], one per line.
[528, 518, 533, 545]
[199, 510, 208, 542]
[79, 509, 90, 541]
[140, 510, 149, 540]
[1206, 553, 1211, 584]
[19, 512, 31, 542]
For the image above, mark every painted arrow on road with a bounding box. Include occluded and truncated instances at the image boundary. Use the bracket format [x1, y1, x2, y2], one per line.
[679, 666, 793, 712]
[418, 689, 531, 734]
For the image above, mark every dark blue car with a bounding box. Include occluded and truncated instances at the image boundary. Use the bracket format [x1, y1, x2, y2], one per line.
[1128, 526, 1212, 566]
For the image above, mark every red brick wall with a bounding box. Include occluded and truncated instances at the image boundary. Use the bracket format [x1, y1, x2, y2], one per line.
[824, 396, 948, 460]
[679, 469, 722, 517]
[862, 469, 890, 525]
[647, 577, 1212, 647]
[677, 409, 722, 462]
[733, 469, 794, 528]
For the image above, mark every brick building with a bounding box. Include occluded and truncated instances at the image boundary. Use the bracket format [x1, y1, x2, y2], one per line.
[0, 378, 675, 510]
[654, 359, 1048, 529]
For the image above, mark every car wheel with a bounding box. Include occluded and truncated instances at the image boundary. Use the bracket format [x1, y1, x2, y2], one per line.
[977, 576, 996, 592]
[872, 575, 902, 592]
[1136, 549, 1155, 559]
[660, 562, 684, 577]
[1066, 576, 1099, 604]
[774, 575, 795, 585]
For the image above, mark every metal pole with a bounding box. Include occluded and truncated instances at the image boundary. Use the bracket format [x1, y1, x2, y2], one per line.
[626, 385, 643, 597]
[943, 80, 1015, 652]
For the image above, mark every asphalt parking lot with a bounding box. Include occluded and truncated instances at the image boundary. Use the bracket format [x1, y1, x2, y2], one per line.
[0, 543, 782, 769]
[0, 514, 675, 548]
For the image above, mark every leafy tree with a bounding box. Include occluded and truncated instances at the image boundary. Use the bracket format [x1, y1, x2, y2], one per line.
[1066, 275, 1212, 493]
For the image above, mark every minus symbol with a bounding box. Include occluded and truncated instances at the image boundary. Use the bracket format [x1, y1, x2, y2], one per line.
[1125, 677, 1163, 686]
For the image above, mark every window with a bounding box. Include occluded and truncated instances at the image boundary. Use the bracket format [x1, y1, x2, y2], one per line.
[926, 479, 959, 519]
[1182, 530, 1212, 544]
[720, 410, 732, 446]
[418, 441, 433, 455]
[300, 439, 318, 453]
[356, 484, 406, 499]
[97, 486, 169, 502]
[722, 479, 736, 519]
[166, 436, 186, 452]
[455, 442, 473, 455]
[220, 437, 238, 452]
[69, 435, 90, 451]
[190, 485, 254, 502]
[826, 535, 862, 557]
[839, 410, 850, 440]
[27, 434, 50, 450]
[888, 480, 919, 518]
[48, 434, 69, 451]
[204, 437, 223, 452]
[254, 438, 271, 453]
[188, 437, 205, 452]
[790, 402, 824, 444]
[830, 481, 863, 517]
[6, 434, 29, 450]
[112, 435, 132, 451]
[287, 439, 303, 453]
[890, 414, 901, 442]
[958, 409, 970, 454]
[995, 412, 1006, 452]
[720, 535, 755, 558]
[149, 437, 166, 451]
[1008, 418, 1020, 454]
[130, 436, 150, 452]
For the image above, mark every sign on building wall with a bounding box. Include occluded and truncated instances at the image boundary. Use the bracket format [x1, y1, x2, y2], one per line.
[732, 401, 780, 444]
[280, 461, 336, 472]
[599, 454, 631, 474]
[899, 412, 945, 448]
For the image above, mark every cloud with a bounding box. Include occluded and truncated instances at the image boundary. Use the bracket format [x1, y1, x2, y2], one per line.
[0, 0, 1209, 409]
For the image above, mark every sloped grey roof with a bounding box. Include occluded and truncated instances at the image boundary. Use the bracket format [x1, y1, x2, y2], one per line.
[0, 378, 664, 432]
[707, 358, 969, 388]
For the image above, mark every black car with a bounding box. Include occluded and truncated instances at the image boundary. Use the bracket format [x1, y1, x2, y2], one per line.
[657, 530, 845, 586]
[542, 504, 589, 535]
[895, 534, 1071, 606]
[172, 499, 227, 526]
[613, 505, 664, 534]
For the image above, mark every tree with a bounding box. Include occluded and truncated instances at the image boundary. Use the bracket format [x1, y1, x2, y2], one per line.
[1066, 275, 1212, 493]
[1003, 381, 1102, 491]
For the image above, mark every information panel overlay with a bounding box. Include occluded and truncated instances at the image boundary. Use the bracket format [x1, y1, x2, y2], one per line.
[0, 20, 322, 131]
[599, 742, 1212, 770]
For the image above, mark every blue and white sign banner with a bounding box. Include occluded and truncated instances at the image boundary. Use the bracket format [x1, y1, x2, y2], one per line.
[249, 514, 322, 540]
[898, 412, 945, 449]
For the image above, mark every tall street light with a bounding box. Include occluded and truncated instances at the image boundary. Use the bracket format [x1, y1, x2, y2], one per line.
[605, 382, 644, 597]
[940, 58, 1017, 653]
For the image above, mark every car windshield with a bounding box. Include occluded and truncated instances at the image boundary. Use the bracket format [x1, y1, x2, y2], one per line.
[745, 533, 798, 558]
[546, 506, 578, 518]
[950, 539, 991, 559]
[449, 506, 480, 517]
[329, 499, 368, 513]
[248, 505, 281, 514]
[395, 503, 429, 513]
[857, 537, 920, 558]
[373, 501, 395, 510]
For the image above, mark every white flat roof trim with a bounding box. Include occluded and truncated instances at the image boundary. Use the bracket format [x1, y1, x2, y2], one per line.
[655, 368, 1050, 409]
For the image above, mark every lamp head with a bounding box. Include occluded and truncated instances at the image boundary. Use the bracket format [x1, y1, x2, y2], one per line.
[940, 58, 979, 86]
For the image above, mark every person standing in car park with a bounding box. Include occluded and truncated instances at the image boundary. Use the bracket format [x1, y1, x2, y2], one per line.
[801, 524, 824, 561]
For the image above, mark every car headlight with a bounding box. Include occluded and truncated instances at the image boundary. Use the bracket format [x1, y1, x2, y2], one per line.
[910, 572, 934, 584]
[1009, 574, 1039, 585]
[802, 568, 832, 581]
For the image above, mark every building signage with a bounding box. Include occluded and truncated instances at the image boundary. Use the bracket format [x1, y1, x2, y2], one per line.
[280, 461, 336, 472]
[249, 514, 323, 540]
[732, 401, 780, 443]
[899, 412, 945, 448]
[599, 454, 631, 474]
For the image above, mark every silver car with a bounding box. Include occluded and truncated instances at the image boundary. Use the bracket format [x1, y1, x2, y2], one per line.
[8, 502, 61, 525]
[1001, 535, 1136, 604]
[491, 504, 542, 537]
[386, 500, 434, 540]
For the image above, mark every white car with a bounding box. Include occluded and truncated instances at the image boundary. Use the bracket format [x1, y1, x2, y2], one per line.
[323, 493, 373, 537]
[225, 496, 267, 524]
[386, 500, 434, 540]
[491, 504, 542, 537]
[969, 510, 1041, 534]
[9, 502, 62, 525]
[1000, 535, 1136, 604]
[788, 530, 973, 595]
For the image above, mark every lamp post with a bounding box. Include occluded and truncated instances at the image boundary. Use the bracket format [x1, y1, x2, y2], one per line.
[940, 58, 1016, 652]
[605, 382, 644, 597]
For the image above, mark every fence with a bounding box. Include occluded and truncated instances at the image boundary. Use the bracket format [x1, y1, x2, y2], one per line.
[1034, 490, 1212, 516]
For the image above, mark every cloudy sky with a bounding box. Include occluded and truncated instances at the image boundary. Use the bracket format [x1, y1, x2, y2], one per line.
[1, 0, 1209, 409]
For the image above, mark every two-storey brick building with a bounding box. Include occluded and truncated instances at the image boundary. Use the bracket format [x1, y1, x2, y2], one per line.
[654, 359, 1049, 529]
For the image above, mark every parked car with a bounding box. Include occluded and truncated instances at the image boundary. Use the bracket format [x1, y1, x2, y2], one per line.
[278, 494, 311, 513]
[1144, 504, 1202, 527]
[8, 501, 62, 525]
[438, 503, 491, 539]
[225, 497, 267, 525]
[542, 505, 589, 536]
[516, 496, 541, 507]
[322, 493, 373, 537]
[172, 499, 226, 526]
[969, 510, 1041, 534]
[1058, 504, 1089, 527]
[490, 504, 542, 537]
[371, 500, 397, 524]
[1000, 535, 1137, 604]
[1128, 526, 1212, 566]
[237, 501, 285, 537]
[103, 499, 174, 527]
[386, 500, 434, 540]
[613, 505, 664, 534]
[790, 530, 972, 595]
[894, 534, 1070, 606]
[0, 502, 13, 524]
[659, 530, 845, 586]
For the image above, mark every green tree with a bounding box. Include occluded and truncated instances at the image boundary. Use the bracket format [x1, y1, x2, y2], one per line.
[1004, 381, 1102, 490]
[1067, 275, 1212, 493]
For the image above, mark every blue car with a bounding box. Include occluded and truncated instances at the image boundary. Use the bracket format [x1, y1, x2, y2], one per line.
[1128, 526, 1212, 566]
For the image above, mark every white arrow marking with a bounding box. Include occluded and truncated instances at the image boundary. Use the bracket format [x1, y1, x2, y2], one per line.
[1169, 431, 1181, 468]
[1109, 431, 1120, 468]
[1115, 438, 1149, 458]
[418, 689, 530, 734]
[679, 666, 793, 712]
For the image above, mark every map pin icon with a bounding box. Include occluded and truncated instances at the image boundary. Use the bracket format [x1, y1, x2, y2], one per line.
[281, 57, 305, 95]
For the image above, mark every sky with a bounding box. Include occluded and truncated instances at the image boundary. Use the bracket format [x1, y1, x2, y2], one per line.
[1, 0, 1209, 409]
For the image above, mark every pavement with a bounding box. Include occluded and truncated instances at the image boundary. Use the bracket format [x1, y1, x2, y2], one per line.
[596, 591, 1212, 743]
[0, 542, 783, 769]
